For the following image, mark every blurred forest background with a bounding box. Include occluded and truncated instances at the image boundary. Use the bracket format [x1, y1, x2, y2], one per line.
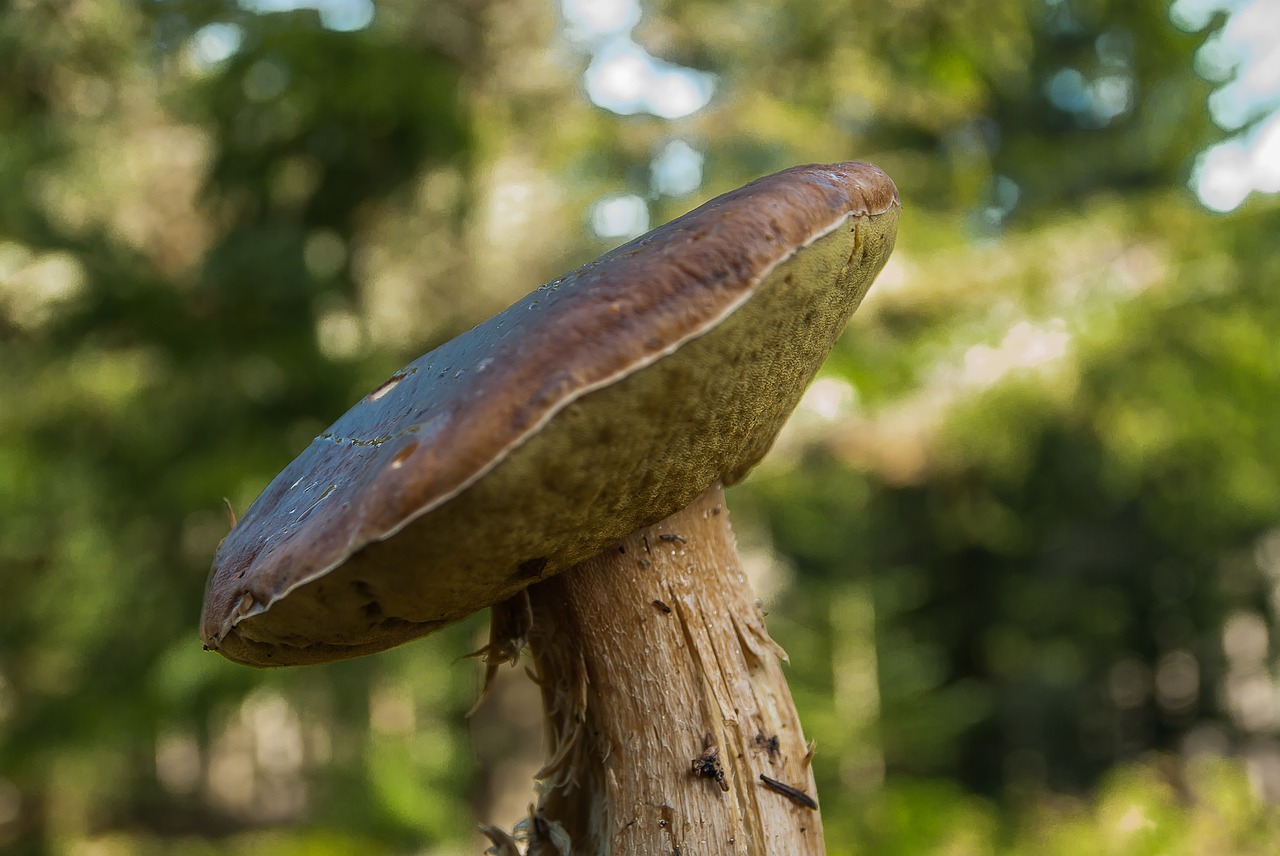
[2, 0, 1279, 853]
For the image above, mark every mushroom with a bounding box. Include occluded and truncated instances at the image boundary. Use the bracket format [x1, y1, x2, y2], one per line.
[201, 162, 900, 854]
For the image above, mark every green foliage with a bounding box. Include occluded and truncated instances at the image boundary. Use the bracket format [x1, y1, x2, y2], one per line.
[3, 0, 1279, 852]
[822, 758, 1280, 856]
[755, 190, 1280, 796]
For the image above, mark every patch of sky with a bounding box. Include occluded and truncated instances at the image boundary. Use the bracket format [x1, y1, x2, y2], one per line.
[562, 0, 713, 237]
[584, 38, 715, 120]
[562, 0, 642, 41]
[188, 22, 244, 68]
[240, 0, 374, 32]
[186, 0, 373, 70]
[590, 195, 650, 239]
[1043, 28, 1137, 129]
[650, 140, 704, 197]
[560, 0, 714, 121]
[187, 0, 373, 71]
[1172, 0, 1280, 211]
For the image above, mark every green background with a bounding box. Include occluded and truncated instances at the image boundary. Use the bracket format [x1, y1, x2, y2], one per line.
[2, 0, 1278, 853]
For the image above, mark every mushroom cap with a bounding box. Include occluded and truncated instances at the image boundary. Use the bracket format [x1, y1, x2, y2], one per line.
[201, 161, 900, 666]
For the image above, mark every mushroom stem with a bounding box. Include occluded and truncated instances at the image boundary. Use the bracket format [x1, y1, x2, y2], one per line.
[516, 483, 823, 855]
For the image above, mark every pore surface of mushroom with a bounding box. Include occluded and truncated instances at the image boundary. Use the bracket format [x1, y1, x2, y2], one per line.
[201, 161, 899, 853]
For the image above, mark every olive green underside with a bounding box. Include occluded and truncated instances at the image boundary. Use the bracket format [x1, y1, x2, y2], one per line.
[217, 208, 897, 666]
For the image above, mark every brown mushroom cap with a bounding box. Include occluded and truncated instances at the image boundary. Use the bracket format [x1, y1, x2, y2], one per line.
[201, 161, 900, 667]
